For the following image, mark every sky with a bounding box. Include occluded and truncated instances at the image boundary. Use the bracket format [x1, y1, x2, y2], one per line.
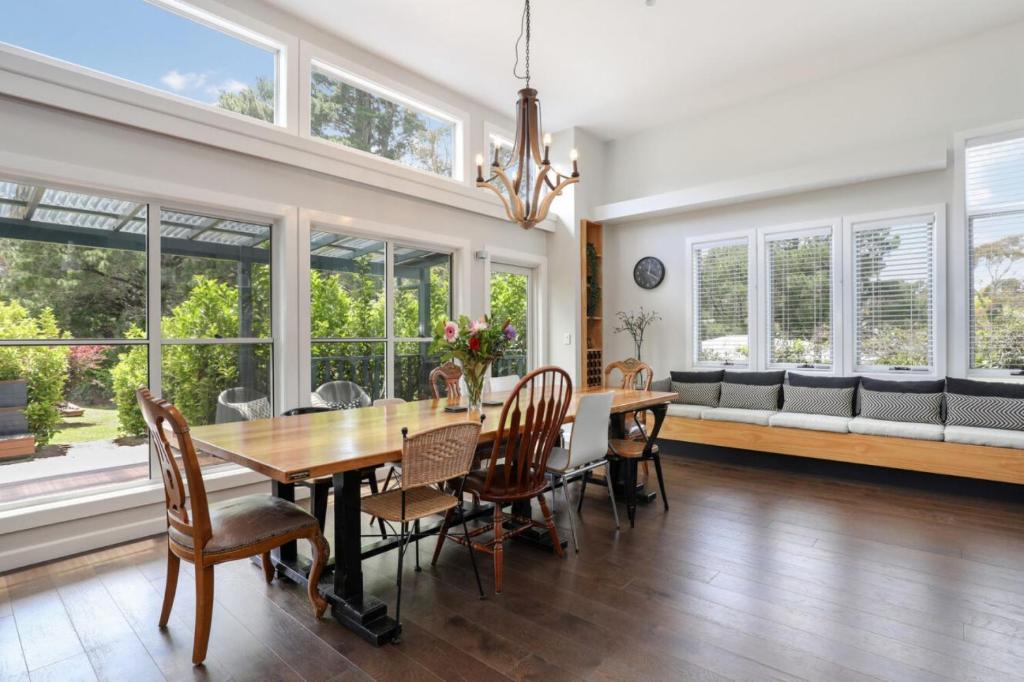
[0, 0, 273, 109]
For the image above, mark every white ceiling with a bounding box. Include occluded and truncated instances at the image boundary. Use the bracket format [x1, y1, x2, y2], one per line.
[265, 0, 1024, 141]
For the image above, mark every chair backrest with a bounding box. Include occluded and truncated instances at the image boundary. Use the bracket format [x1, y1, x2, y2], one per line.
[429, 362, 462, 399]
[400, 420, 483, 489]
[487, 374, 521, 394]
[315, 381, 372, 408]
[604, 359, 653, 390]
[216, 386, 268, 424]
[481, 366, 572, 497]
[282, 406, 333, 417]
[136, 388, 211, 552]
[568, 392, 614, 467]
[374, 398, 405, 407]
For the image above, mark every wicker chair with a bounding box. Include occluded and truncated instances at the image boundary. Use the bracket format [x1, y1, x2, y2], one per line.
[314, 381, 372, 409]
[434, 366, 572, 593]
[429, 362, 463, 400]
[137, 389, 328, 665]
[215, 387, 268, 424]
[361, 420, 485, 640]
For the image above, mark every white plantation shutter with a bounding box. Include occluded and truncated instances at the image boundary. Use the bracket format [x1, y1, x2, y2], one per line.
[965, 133, 1024, 371]
[853, 215, 936, 373]
[765, 229, 833, 368]
[692, 239, 750, 366]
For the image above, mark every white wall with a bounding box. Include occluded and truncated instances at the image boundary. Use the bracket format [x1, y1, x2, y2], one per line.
[603, 20, 1024, 204]
[603, 169, 953, 379]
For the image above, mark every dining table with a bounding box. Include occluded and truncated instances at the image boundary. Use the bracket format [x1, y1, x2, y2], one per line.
[189, 385, 677, 645]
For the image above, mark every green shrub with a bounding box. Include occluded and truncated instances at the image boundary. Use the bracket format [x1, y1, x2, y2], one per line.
[110, 324, 148, 437]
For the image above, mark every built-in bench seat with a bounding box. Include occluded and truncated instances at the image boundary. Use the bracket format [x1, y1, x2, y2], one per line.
[944, 425, 1024, 449]
[769, 412, 850, 433]
[701, 407, 776, 426]
[848, 417, 944, 441]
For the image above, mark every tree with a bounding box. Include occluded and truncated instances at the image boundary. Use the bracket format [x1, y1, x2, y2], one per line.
[216, 77, 274, 123]
[971, 234, 1024, 368]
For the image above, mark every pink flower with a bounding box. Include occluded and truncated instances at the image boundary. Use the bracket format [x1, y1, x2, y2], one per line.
[443, 320, 459, 343]
[469, 319, 489, 335]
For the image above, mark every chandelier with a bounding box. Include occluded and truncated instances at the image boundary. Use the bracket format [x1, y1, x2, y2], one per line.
[475, 0, 579, 230]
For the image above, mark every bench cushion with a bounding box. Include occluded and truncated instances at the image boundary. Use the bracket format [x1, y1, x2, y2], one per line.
[848, 417, 944, 441]
[769, 412, 851, 433]
[701, 407, 776, 426]
[943, 425, 1024, 449]
[666, 403, 705, 419]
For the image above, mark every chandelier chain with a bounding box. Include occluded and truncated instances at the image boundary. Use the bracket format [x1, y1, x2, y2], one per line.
[513, 0, 531, 88]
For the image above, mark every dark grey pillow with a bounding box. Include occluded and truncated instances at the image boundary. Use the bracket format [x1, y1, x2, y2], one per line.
[945, 393, 1024, 431]
[862, 377, 945, 393]
[723, 370, 786, 385]
[946, 377, 1024, 399]
[671, 381, 720, 407]
[860, 388, 943, 425]
[719, 382, 780, 411]
[781, 385, 855, 417]
[788, 374, 860, 389]
[670, 370, 724, 383]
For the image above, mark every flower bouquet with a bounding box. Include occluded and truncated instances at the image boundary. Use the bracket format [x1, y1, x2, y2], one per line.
[433, 314, 517, 411]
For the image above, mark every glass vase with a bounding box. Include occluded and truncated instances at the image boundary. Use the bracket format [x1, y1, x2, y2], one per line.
[462, 362, 488, 412]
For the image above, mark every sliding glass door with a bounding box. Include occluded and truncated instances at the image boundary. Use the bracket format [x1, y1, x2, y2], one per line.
[489, 262, 533, 377]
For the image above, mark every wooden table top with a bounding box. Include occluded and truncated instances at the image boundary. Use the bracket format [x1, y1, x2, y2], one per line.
[190, 387, 677, 483]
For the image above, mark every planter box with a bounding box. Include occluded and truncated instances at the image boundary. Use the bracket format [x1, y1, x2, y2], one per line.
[0, 434, 34, 460]
[0, 379, 28, 409]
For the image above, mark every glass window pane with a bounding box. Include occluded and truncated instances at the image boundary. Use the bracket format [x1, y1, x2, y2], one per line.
[161, 209, 271, 339]
[0, 180, 147, 339]
[767, 232, 832, 367]
[394, 341, 441, 401]
[394, 247, 451, 338]
[0, 0, 278, 123]
[0, 344, 149, 505]
[310, 231, 386, 339]
[311, 63, 457, 177]
[970, 211, 1024, 369]
[693, 241, 749, 364]
[311, 341, 385, 403]
[490, 269, 529, 378]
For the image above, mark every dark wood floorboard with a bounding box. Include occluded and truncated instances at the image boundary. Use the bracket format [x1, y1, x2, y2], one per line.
[3, 451, 1024, 681]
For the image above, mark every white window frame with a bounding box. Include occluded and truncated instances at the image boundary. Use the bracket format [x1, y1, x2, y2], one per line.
[301, 45, 467, 184]
[955, 119, 1024, 379]
[757, 219, 842, 373]
[482, 245, 549, 375]
[483, 122, 515, 165]
[0, 159, 298, 520]
[298, 209, 470, 404]
[685, 230, 756, 370]
[841, 205, 946, 379]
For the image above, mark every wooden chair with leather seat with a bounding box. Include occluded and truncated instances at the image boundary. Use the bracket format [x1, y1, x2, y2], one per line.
[604, 358, 655, 440]
[136, 388, 329, 665]
[429, 362, 463, 400]
[361, 419, 486, 640]
[433, 366, 572, 593]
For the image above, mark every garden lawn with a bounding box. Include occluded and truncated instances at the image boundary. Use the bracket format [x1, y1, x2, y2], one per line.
[51, 407, 120, 445]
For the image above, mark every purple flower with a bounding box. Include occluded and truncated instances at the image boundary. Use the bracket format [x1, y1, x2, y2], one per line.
[504, 324, 517, 341]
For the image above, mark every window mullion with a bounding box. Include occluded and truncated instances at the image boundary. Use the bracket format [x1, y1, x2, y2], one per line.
[147, 202, 162, 481]
[385, 240, 396, 399]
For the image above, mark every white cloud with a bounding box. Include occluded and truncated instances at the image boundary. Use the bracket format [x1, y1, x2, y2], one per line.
[206, 79, 248, 96]
[160, 70, 208, 92]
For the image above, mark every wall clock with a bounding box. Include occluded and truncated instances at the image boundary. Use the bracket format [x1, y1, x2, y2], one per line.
[633, 256, 665, 289]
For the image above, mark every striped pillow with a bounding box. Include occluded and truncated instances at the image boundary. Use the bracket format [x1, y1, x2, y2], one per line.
[719, 382, 779, 411]
[781, 385, 854, 417]
[945, 393, 1024, 431]
[671, 381, 720, 407]
[860, 388, 943, 425]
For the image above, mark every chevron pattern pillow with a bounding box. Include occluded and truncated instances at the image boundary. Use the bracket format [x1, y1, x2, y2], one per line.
[945, 393, 1024, 431]
[781, 385, 854, 417]
[860, 388, 943, 424]
[719, 382, 779, 411]
[671, 381, 720, 407]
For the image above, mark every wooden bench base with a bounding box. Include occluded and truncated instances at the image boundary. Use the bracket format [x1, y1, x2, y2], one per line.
[0, 434, 35, 461]
[659, 416, 1024, 485]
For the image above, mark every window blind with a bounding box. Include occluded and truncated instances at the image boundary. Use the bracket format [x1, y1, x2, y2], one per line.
[853, 216, 935, 372]
[766, 231, 832, 368]
[693, 240, 749, 365]
[966, 134, 1024, 370]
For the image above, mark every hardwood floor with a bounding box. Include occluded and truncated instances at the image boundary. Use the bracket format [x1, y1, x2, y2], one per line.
[3, 450, 1024, 681]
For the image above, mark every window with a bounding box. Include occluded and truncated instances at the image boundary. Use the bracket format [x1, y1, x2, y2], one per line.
[489, 264, 533, 377]
[310, 61, 460, 178]
[852, 214, 937, 373]
[692, 238, 750, 366]
[966, 134, 1024, 371]
[309, 231, 452, 403]
[0, 0, 280, 124]
[764, 228, 833, 369]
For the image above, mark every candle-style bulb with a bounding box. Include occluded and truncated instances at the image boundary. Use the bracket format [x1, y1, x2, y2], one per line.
[543, 133, 552, 147]
[475, 153, 484, 166]
[570, 148, 578, 161]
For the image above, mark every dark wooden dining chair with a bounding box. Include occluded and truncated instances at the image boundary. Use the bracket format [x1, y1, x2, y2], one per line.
[136, 389, 328, 665]
[361, 420, 485, 640]
[429, 362, 463, 399]
[433, 366, 572, 593]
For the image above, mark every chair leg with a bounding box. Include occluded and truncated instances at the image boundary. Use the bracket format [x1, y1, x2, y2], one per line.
[604, 462, 621, 530]
[307, 532, 329, 619]
[492, 504, 504, 594]
[626, 460, 638, 528]
[260, 551, 274, 584]
[651, 453, 669, 511]
[431, 508, 453, 565]
[367, 472, 388, 539]
[536, 494, 564, 559]
[461, 510, 484, 599]
[577, 470, 589, 514]
[414, 519, 421, 572]
[561, 477, 579, 553]
[192, 564, 214, 666]
[394, 522, 413, 641]
[159, 549, 179, 628]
